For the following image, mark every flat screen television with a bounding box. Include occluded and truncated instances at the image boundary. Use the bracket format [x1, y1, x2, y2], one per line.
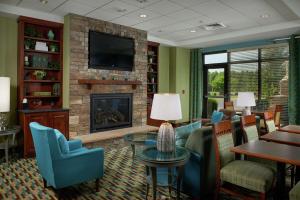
[88, 31, 134, 71]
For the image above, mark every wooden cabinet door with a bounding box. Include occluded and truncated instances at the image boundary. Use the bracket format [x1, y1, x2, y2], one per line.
[48, 111, 69, 139]
[23, 113, 48, 157]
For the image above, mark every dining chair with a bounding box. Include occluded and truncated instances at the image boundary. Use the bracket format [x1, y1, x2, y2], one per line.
[240, 115, 259, 143]
[213, 120, 275, 200]
[224, 101, 234, 111]
[263, 111, 276, 133]
[268, 105, 283, 129]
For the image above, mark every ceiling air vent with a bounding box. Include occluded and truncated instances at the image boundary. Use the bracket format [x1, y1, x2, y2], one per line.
[203, 23, 226, 31]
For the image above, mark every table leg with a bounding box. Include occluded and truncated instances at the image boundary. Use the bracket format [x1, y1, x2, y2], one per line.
[276, 162, 286, 200]
[150, 167, 157, 200]
[295, 166, 300, 184]
[131, 144, 135, 159]
[168, 168, 172, 197]
[146, 166, 150, 199]
[176, 166, 184, 200]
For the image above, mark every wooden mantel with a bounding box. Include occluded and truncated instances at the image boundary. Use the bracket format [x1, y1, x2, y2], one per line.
[78, 79, 142, 89]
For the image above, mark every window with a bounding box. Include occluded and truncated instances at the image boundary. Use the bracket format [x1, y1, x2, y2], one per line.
[203, 43, 289, 124]
[204, 53, 227, 64]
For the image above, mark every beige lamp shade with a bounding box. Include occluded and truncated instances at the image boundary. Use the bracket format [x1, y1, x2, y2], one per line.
[0, 77, 10, 112]
[236, 92, 256, 107]
[150, 93, 182, 121]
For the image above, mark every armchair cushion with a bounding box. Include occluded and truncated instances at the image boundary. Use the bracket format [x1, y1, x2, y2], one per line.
[290, 181, 300, 200]
[221, 160, 275, 193]
[54, 129, 69, 154]
[175, 121, 201, 147]
[211, 111, 224, 124]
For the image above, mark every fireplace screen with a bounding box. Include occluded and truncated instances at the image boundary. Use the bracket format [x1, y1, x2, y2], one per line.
[90, 93, 132, 133]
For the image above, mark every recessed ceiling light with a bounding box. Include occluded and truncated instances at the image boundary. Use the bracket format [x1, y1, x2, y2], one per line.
[140, 14, 147, 18]
[190, 30, 197, 33]
[260, 14, 270, 18]
[40, 0, 48, 4]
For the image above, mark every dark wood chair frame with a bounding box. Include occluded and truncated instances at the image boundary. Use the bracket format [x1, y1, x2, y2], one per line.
[213, 120, 268, 200]
[224, 101, 234, 111]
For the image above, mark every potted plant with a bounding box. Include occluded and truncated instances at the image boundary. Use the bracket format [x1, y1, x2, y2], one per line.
[24, 39, 35, 50]
[33, 70, 47, 80]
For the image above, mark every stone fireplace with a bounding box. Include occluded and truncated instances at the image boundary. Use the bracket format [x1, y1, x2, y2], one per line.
[90, 93, 133, 133]
[68, 14, 148, 137]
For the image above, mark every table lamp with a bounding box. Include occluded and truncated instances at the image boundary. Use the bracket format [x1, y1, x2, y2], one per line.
[150, 93, 182, 152]
[236, 92, 256, 116]
[0, 77, 10, 131]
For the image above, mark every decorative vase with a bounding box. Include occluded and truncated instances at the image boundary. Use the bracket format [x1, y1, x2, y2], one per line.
[156, 122, 175, 152]
[48, 30, 55, 40]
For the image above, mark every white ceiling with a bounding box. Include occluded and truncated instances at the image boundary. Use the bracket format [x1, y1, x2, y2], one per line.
[0, 0, 300, 48]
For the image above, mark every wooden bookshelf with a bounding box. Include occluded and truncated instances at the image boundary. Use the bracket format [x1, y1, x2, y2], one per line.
[147, 41, 163, 127]
[18, 16, 69, 157]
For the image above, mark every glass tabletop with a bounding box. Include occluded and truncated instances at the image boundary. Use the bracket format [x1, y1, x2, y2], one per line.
[123, 132, 157, 144]
[136, 146, 190, 163]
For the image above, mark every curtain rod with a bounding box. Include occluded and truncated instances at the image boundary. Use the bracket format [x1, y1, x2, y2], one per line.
[273, 35, 300, 41]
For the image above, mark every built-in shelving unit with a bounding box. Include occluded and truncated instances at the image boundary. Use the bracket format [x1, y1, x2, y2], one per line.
[18, 16, 64, 110]
[147, 41, 162, 126]
[18, 16, 69, 158]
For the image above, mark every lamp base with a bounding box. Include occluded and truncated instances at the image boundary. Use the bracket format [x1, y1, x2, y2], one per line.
[242, 107, 251, 116]
[156, 122, 175, 152]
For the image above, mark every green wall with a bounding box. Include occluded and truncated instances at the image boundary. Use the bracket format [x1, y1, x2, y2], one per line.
[158, 46, 191, 122]
[0, 16, 18, 125]
[158, 45, 170, 93]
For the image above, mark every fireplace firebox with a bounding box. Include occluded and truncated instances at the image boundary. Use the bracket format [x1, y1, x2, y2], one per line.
[90, 93, 132, 133]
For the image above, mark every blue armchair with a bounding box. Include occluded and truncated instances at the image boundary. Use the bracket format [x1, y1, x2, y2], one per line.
[29, 122, 104, 191]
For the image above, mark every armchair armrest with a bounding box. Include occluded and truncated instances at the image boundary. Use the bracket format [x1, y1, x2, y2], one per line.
[68, 139, 82, 151]
[60, 147, 104, 160]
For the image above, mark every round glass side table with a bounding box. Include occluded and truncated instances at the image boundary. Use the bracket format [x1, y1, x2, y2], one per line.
[123, 132, 157, 158]
[136, 146, 190, 200]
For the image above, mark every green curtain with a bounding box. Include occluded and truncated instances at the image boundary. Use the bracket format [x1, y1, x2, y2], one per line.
[189, 49, 203, 120]
[289, 35, 300, 125]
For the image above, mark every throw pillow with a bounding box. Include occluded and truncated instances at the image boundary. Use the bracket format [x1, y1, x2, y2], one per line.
[175, 121, 201, 147]
[54, 129, 69, 154]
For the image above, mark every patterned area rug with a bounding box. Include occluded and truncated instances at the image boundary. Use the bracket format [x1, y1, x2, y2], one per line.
[0, 147, 191, 200]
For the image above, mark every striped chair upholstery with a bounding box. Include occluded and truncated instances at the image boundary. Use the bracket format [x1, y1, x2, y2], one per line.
[244, 125, 259, 141]
[217, 133, 235, 167]
[290, 181, 300, 200]
[221, 160, 275, 193]
[214, 120, 275, 198]
[266, 120, 276, 133]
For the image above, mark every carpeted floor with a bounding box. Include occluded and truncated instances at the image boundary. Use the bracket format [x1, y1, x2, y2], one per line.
[0, 147, 191, 200]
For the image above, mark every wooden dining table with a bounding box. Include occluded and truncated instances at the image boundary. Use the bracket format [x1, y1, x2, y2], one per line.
[279, 125, 300, 134]
[231, 140, 300, 200]
[260, 131, 300, 147]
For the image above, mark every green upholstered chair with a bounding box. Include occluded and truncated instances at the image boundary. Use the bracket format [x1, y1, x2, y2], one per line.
[290, 181, 300, 200]
[263, 111, 276, 133]
[241, 115, 277, 172]
[213, 120, 275, 200]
